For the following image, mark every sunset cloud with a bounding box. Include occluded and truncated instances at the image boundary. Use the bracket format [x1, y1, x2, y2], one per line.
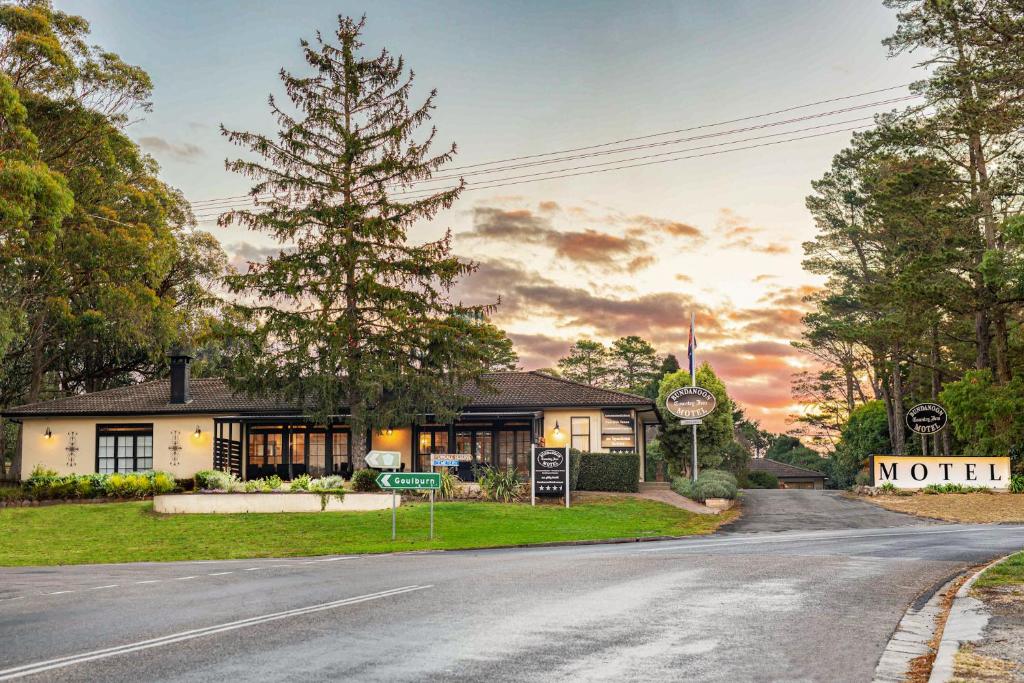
[466, 207, 656, 270]
[716, 208, 791, 255]
[139, 135, 204, 160]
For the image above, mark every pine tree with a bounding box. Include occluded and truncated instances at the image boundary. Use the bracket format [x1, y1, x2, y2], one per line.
[557, 340, 611, 386]
[609, 335, 660, 395]
[220, 16, 500, 461]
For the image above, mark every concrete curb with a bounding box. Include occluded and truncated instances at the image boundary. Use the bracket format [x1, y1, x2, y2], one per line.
[873, 572, 961, 683]
[928, 554, 1013, 683]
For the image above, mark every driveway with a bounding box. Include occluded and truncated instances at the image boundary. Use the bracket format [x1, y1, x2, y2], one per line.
[726, 488, 933, 533]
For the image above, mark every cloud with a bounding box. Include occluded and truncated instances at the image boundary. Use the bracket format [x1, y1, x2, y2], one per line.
[538, 201, 561, 212]
[759, 285, 821, 308]
[466, 207, 655, 271]
[454, 258, 722, 347]
[226, 241, 292, 271]
[624, 215, 704, 240]
[716, 208, 790, 255]
[507, 332, 570, 368]
[138, 136, 204, 161]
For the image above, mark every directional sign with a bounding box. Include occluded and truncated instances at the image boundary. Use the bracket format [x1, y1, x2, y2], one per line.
[365, 450, 402, 469]
[376, 472, 442, 490]
[432, 458, 461, 467]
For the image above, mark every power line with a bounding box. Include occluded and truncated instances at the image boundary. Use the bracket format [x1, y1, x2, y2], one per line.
[187, 82, 916, 209]
[190, 98, 916, 218]
[195, 123, 869, 221]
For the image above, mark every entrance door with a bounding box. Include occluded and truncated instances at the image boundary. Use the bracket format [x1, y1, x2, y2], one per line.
[455, 429, 494, 481]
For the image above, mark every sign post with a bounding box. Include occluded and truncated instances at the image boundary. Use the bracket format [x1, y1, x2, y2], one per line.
[664, 385, 717, 481]
[905, 403, 948, 457]
[531, 445, 570, 507]
[366, 451, 403, 541]
[375, 472, 442, 541]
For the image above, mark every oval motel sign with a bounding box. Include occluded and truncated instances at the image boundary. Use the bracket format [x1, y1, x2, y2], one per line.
[664, 386, 717, 420]
[905, 402, 948, 435]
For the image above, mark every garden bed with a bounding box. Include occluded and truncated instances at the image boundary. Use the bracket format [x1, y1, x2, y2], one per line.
[153, 492, 397, 513]
[852, 491, 1024, 523]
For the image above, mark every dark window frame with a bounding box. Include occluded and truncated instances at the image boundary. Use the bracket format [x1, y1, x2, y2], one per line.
[95, 423, 154, 474]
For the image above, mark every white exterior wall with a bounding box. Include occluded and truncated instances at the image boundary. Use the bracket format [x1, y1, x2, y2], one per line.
[18, 415, 216, 480]
[542, 408, 647, 480]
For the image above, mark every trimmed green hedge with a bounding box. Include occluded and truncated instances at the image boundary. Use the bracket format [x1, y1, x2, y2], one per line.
[575, 452, 640, 493]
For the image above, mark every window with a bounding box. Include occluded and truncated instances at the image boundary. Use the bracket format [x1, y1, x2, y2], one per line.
[571, 417, 591, 452]
[416, 428, 449, 471]
[331, 431, 351, 475]
[97, 425, 154, 473]
[289, 432, 305, 466]
[308, 433, 326, 477]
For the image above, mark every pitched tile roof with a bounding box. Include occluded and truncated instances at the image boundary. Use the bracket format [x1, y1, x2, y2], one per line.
[2, 371, 654, 417]
[748, 457, 828, 480]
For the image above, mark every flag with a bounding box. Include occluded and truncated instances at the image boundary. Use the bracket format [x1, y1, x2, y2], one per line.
[687, 313, 696, 380]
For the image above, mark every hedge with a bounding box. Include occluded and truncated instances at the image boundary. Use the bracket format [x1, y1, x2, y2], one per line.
[574, 452, 640, 493]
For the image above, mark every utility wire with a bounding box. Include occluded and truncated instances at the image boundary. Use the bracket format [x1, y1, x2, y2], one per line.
[187, 83, 916, 209]
[195, 123, 869, 221]
[190, 98, 915, 217]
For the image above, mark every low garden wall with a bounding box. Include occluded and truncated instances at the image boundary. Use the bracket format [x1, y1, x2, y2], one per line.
[153, 492, 399, 514]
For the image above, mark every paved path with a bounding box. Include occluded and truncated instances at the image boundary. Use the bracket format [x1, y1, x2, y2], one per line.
[727, 488, 932, 533]
[2, 521, 1024, 681]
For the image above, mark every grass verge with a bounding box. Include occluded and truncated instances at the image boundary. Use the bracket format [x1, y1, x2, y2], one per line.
[974, 551, 1024, 590]
[0, 497, 733, 566]
[854, 492, 1024, 523]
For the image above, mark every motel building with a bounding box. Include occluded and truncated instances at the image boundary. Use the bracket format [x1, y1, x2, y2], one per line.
[3, 352, 661, 482]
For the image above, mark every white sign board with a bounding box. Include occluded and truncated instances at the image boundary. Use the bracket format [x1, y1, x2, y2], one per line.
[365, 450, 402, 469]
[871, 455, 1011, 490]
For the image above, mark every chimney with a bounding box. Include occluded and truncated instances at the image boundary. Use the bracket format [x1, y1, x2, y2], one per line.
[168, 347, 193, 404]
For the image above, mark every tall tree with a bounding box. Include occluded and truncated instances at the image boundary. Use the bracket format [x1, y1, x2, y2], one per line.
[657, 363, 741, 476]
[557, 339, 611, 386]
[608, 335, 660, 395]
[220, 16, 502, 461]
[643, 353, 680, 400]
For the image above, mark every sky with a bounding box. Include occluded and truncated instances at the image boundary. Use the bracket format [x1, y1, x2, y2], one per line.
[56, 0, 924, 432]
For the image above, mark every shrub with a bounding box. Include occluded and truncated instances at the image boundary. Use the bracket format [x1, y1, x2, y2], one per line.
[698, 469, 737, 486]
[290, 474, 312, 491]
[351, 469, 380, 492]
[576, 453, 640, 493]
[1011, 474, 1024, 494]
[670, 476, 695, 499]
[476, 466, 524, 502]
[693, 472, 737, 501]
[309, 475, 346, 491]
[922, 483, 991, 494]
[747, 471, 779, 489]
[265, 475, 284, 490]
[150, 472, 177, 495]
[438, 469, 461, 500]
[195, 469, 236, 491]
[878, 482, 898, 494]
[854, 471, 872, 487]
[244, 478, 271, 493]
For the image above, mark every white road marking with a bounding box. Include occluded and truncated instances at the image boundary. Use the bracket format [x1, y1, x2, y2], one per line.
[45, 591, 72, 595]
[0, 584, 431, 681]
[134, 580, 160, 584]
[89, 585, 118, 590]
[174, 576, 196, 581]
[313, 556, 355, 562]
[243, 567, 261, 571]
[0, 597, 24, 602]
[207, 572, 233, 576]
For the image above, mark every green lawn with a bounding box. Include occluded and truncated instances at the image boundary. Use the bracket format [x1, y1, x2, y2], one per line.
[0, 497, 731, 566]
[974, 550, 1024, 589]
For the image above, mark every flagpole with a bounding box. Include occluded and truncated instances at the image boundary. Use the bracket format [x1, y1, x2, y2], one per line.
[690, 311, 698, 482]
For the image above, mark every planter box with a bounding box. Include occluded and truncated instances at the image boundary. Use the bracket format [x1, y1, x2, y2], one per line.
[703, 497, 736, 512]
[153, 492, 399, 514]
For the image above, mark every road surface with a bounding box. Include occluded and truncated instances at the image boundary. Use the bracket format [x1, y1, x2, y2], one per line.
[0, 492, 1021, 682]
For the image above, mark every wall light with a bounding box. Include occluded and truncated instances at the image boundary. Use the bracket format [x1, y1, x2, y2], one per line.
[193, 425, 202, 438]
[552, 421, 562, 439]
[44, 427, 53, 439]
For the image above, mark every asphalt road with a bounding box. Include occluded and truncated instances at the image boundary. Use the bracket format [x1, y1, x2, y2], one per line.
[726, 489, 935, 533]
[1, 493, 1022, 682]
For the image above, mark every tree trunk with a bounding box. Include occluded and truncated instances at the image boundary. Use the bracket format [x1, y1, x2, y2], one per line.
[891, 348, 906, 455]
[930, 323, 950, 456]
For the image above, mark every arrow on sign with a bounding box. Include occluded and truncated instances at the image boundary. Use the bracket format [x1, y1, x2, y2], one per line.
[365, 450, 402, 469]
